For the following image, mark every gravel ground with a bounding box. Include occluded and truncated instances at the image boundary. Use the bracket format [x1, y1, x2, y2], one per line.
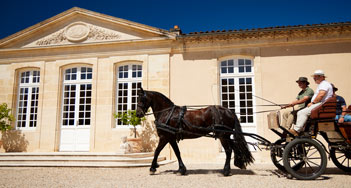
[0, 163, 350, 188]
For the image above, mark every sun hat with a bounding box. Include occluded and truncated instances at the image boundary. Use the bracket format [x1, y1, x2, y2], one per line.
[296, 77, 310, 85]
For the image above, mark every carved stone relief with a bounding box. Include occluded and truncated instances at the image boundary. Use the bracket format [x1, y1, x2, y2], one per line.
[65, 22, 90, 42]
[28, 22, 122, 47]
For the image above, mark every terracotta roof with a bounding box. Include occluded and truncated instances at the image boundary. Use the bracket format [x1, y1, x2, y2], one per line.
[180, 21, 351, 37]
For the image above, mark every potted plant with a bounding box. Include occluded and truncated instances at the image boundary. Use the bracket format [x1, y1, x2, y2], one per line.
[0, 103, 14, 148]
[114, 110, 146, 152]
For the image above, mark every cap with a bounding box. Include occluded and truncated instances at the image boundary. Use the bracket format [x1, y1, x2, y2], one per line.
[312, 70, 325, 76]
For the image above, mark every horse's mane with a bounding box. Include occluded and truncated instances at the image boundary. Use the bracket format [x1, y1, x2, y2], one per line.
[147, 90, 174, 106]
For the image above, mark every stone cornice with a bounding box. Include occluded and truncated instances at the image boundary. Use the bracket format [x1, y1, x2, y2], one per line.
[0, 38, 174, 63]
[179, 22, 351, 43]
[171, 38, 351, 54]
[0, 47, 172, 64]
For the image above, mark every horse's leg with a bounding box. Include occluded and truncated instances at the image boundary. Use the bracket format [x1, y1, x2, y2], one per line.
[169, 140, 187, 175]
[219, 136, 232, 176]
[150, 136, 168, 175]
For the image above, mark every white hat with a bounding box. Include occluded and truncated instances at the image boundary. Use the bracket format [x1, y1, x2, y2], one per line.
[312, 70, 325, 76]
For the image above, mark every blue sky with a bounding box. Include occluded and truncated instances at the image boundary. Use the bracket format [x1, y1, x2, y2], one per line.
[1, 0, 351, 39]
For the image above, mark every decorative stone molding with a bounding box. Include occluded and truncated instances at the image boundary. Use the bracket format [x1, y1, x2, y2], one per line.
[65, 22, 90, 42]
[33, 22, 121, 46]
[36, 30, 67, 46]
[87, 25, 120, 41]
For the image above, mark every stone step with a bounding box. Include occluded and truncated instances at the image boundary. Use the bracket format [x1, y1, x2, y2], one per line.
[0, 152, 175, 168]
[0, 160, 175, 168]
[0, 156, 165, 163]
[0, 152, 154, 158]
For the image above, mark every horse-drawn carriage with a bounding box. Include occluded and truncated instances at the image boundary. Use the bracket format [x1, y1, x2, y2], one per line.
[136, 88, 351, 180]
[267, 96, 351, 180]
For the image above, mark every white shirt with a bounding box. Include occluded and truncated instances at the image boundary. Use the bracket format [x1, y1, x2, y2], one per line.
[311, 80, 333, 103]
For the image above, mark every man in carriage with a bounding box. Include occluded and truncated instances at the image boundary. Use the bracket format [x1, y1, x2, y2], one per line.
[289, 70, 333, 136]
[332, 84, 351, 123]
[281, 77, 314, 129]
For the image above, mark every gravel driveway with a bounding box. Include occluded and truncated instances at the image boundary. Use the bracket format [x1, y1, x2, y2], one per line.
[0, 163, 350, 188]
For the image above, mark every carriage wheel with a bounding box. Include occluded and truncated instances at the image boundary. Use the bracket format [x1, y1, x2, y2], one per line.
[271, 139, 287, 172]
[271, 139, 305, 173]
[283, 138, 327, 180]
[330, 148, 351, 172]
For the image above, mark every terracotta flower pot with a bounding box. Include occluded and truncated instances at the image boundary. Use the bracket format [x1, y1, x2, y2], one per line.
[127, 138, 142, 153]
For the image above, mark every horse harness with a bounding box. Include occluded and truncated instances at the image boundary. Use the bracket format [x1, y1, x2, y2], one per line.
[155, 105, 233, 142]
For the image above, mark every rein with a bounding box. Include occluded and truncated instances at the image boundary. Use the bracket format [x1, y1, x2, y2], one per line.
[144, 104, 285, 116]
[140, 90, 288, 117]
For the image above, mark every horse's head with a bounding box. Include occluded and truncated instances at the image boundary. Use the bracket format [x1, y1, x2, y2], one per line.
[136, 87, 151, 118]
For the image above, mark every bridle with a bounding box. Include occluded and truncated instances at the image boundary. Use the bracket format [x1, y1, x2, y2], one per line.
[137, 103, 148, 116]
[137, 94, 176, 117]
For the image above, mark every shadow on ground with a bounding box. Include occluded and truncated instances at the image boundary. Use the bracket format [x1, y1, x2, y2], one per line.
[158, 168, 255, 176]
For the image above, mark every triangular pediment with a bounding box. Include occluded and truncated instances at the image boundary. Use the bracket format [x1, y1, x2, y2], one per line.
[0, 7, 176, 49]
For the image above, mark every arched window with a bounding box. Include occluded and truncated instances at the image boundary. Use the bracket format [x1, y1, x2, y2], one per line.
[16, 70, 40, 129]
[220, 58, 255, 124]
[115, 64, 142, 126]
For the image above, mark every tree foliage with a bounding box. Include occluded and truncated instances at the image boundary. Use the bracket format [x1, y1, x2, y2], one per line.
[0, 103, 14, 132]
[114, 110, 146, 138]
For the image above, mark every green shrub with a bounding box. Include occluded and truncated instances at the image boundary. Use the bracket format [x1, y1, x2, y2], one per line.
[114, 110, 146, 138]
[0, 103, 14, 132]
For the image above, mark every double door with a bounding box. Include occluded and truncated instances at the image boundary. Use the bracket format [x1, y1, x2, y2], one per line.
[60, 67, 92, 151]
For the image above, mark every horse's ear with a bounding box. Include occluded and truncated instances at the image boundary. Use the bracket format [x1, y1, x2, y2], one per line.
[138, 87, 145, 95]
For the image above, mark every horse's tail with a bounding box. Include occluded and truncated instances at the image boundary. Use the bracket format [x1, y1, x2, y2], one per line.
[231, 114, 254, 169]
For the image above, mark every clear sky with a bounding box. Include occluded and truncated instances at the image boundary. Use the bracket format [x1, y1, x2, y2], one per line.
[1, 0, 351, 39]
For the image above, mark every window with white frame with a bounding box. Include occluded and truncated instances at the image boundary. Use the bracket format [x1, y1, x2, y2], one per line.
[61, 67, 92, 127]
[220, 59, 254, 124]
[16, 70, 40, 129]
[115, 64, 142, 126]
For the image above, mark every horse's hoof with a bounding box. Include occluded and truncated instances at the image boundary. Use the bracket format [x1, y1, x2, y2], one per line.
[149, 171, 156, 175]
[176, 168, 187, 176]
[149, 167, 157, 175]
[222, 169, 231, 176]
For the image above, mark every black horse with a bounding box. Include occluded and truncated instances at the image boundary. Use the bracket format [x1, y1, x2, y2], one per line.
[136, 88, 254, 176]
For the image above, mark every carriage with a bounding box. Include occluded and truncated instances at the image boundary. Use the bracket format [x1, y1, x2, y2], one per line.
[265, 96, 351, 180]
[135, 88, 351, 180]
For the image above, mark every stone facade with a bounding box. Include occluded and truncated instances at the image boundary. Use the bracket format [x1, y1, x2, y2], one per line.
[0, 7, 350, 163]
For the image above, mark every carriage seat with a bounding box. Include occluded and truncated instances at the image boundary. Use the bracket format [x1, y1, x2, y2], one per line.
[310, 96, 337, 120]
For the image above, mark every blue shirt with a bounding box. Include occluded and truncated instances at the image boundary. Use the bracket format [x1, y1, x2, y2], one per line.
[336, 95, 346, 115]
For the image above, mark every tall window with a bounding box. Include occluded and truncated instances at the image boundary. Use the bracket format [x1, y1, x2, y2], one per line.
[116, 64, 142, 126]
[61, 67, 92, 127]
[16, 70, 40, 129]
[220, 59, 254, 124]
